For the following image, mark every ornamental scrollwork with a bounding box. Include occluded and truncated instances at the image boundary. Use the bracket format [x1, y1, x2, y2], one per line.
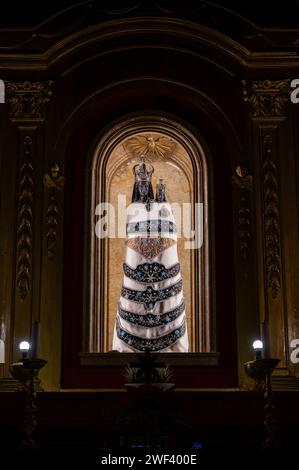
[43, 163, 65, 260]
[238, 196, 251, 261]
[232, 165, 252, 260]
[262, 135, 281, 299]
[17, 136, 34, 300]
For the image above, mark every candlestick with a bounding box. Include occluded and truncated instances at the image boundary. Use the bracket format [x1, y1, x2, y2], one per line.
[244, 357, 280, 448]
[31, 321, 40, 358]
[9, 357, 47, 448]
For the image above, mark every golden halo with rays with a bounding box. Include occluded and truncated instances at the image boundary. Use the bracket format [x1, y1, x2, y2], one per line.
[125, 134, 177, 159]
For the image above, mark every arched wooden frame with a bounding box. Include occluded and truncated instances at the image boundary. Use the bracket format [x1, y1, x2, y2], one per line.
[84, 113, 215, 353]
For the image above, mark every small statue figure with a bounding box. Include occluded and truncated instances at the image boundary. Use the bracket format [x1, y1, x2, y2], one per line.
[156, 177, 167, 203]
[131, 155, 154, 211]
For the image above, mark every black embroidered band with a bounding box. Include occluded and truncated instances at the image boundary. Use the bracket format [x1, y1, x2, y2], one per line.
[123, 262, 180, 284]
[126, 219, 177, 235]
[116, 318, 186, 351]
[121, 279, 182, 310]
[118, 300, 185, 327]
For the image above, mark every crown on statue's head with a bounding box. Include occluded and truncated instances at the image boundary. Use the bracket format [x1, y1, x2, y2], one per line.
[133, 155, 154, 182]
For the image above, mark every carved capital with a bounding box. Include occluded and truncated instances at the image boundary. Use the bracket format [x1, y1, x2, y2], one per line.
[242, 80, 290, 118]
[5, 80, 53, 120]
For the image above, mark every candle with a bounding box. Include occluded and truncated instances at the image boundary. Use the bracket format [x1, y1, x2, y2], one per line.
[0, 339, 4, 363]
[31, 321, 40, 358]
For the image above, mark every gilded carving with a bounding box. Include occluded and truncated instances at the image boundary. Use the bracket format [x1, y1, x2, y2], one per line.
[232, 165, 252, 260]
[5, 80, 53, 119]
[43, 163, 65, 260]
[17, 136, 34, 300]
[45, 195, 59, 261]
[125, 134, 177, 159]
[238, 196, 251, 261]
[262, 135, 281, 299]
[242, 80, 290, 118]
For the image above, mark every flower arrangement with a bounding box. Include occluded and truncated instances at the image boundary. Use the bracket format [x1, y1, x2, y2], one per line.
[123, 365, 173, 384]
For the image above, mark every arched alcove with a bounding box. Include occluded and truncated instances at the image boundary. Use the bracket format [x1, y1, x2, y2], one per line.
[85, 114, 214, 353]
[61, 81, 238, 388]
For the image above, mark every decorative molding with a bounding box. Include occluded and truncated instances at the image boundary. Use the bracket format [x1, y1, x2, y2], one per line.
[5, 80, 53, 120]
[242, 80, 290, 118]
[43, 163, 65, 260]
[238, 196, 251, 261]
[46, 194, 59, 261]
[0, 4, 298, 61]
[17, 136, 34, 300]
[262, 135, 281, 299]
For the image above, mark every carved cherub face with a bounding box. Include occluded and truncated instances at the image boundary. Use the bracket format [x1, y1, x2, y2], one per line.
[50, 163, 60, 180]
[236, 165, 248, 178]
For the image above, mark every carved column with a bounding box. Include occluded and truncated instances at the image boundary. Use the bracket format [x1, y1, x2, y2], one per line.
[242, 79, 291, 379]
[3, 81, 53, 381]
[232, 164, 259, 389]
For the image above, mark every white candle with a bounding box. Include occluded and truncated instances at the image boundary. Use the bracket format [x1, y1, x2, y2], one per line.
[0, 339, 4, 363]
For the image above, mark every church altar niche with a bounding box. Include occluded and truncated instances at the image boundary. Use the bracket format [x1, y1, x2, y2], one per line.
[87, 121, 212, 354]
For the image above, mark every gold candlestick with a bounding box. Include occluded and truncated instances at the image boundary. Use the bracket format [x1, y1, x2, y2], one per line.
[10, 357, 47, 448]
[244, 357, 280, 448]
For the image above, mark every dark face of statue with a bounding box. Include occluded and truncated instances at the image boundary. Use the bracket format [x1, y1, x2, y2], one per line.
[138, 181, 150, 201]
